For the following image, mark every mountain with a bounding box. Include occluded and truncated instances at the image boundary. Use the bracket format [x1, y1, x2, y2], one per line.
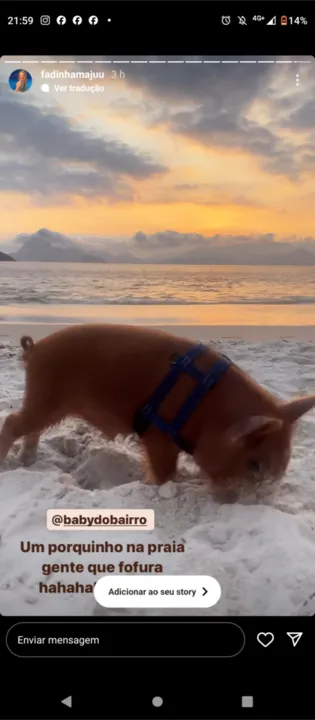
[14, 229, 106, 263]
[96, 249, 142, 264]
[7, 227, 315, 265]
[15, 239, 105, 263]
[0, 250, 15, 262]
[280, 248, 315, 265]
[167, 244, 315, 266]
[12, 229, 141, 263]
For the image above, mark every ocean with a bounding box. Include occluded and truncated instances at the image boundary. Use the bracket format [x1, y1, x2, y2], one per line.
[0, 261, 314, 326]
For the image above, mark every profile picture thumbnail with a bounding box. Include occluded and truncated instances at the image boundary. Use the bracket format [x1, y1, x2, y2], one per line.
[8, 68, 32, 93]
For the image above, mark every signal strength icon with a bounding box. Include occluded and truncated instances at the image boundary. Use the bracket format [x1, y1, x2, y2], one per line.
[287, 632, 303, 647]
[267, 16, 276, 25]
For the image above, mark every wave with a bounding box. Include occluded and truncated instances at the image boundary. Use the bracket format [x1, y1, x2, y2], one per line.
[1, 296, 315, 306]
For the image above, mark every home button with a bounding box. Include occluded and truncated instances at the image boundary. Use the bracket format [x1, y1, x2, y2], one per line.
[152, 697, 163, 707]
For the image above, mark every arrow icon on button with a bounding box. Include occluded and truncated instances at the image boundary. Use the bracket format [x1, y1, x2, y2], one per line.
[287, 632, 303, 647]
[202, 587, 208, 596]
[61, 696, 72, 708]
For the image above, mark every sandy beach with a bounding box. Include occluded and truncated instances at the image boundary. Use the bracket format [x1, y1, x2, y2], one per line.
[2, 321, 315, 343]
[0, 322, 315, 617]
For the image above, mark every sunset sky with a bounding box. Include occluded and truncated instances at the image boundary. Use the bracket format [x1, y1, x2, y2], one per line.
[0, 55, 314, 255]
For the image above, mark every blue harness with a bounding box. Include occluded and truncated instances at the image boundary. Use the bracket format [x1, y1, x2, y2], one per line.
[133, 343, 232, 454]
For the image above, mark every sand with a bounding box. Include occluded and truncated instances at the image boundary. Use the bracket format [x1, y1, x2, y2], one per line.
[0, 322, 315, 617]
[1, 322, 315, 343]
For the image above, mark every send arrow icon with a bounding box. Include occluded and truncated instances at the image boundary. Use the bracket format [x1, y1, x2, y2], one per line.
[287, 632, 303, 647]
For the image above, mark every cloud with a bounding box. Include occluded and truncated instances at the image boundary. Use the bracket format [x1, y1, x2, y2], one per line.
[142, 190, 265, 209]
[99, 56, 273, 106]
[130, 229, 315, 262]
[0, 158, 135, 202]
[163, 103, 313, 180]
[4, 225, 315, 265]
[133, 230, 217, 249]
[0, 87, 167, 200]
[284, 99, 315, 129]
[92, 56, 315, 180]
[131, 228, 315, 251]
[171, 183, 264, 208]
[15, 228, 76, 248]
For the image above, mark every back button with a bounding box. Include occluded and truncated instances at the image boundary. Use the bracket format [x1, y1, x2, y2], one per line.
[61, 696, 72, 708]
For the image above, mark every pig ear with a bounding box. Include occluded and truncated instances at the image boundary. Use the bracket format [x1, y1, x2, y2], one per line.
[281, 395, 315, 423]
[227, 416, 283, 447]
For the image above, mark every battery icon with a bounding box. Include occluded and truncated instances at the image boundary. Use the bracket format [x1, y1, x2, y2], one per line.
[281, 15, 288, 25]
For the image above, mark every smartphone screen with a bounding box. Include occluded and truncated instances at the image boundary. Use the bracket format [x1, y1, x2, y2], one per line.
[0, 3, 314, 718]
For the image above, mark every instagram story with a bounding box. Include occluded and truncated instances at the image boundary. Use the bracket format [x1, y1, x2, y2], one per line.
[0, 55, 315, 619]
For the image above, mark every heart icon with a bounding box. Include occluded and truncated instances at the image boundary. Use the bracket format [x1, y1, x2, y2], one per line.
[257, 632, 274, 648]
